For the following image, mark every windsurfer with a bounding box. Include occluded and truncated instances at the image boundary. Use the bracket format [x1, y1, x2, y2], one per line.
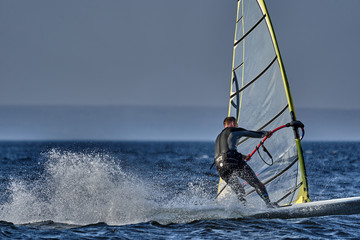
[214, 116, 278, 208]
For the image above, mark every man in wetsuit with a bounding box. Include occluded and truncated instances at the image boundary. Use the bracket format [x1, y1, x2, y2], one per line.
[215, 116, 277, 208]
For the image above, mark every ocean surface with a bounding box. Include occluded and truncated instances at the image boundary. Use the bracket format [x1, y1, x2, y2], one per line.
[0, 141, 359, 239]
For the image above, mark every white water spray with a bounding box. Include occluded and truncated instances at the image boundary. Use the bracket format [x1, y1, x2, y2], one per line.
[0, 149, 246, 226]
[0, 149, 158, 225]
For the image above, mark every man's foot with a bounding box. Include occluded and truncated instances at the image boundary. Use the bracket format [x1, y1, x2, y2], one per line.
[266, 202, 279, 208]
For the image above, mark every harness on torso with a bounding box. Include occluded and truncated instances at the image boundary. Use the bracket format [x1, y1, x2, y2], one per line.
[211, 127, 244, 169]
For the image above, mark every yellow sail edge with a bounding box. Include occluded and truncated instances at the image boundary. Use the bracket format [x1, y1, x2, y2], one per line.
[295, 139, 310, 203]
[259, 0, 310, 203]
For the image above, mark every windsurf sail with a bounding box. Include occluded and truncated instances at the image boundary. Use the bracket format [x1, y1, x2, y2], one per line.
[218, 0, 310, 205]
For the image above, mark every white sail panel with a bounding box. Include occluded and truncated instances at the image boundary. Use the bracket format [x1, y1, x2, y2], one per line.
[223, 0, 309, 205]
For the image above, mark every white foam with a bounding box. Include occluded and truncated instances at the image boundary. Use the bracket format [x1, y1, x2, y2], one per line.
[0, 149, 158, 225]
[0, 149, 246, 226]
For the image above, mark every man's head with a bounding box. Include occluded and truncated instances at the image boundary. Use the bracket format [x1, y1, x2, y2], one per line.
[223, 116, 238, 128]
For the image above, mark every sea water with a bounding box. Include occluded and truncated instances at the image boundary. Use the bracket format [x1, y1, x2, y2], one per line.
[0, 141, 359, 239]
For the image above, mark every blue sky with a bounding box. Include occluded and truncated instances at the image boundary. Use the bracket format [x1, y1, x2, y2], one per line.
[0, 0, 359, 140]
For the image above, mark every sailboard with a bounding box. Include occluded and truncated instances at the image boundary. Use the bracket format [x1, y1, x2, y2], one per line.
[246, 196, 360, 219]
[216, 0, 360, 218]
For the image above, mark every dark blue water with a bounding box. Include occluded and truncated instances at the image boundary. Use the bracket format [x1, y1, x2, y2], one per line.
[0, 141, 359, 239]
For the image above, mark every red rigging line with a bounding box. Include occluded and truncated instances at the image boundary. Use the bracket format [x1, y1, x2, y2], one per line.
[246, 121, 305, 162]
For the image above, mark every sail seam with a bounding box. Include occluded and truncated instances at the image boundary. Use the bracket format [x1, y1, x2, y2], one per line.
[230, 56, 277, 99]
[237, 104, 289, 146]
[257, 104, 289, 130]
[234, 14, 266, 47]
[233, 62, 244, 72]
[275, 182, 303, 204]
[245, 156, 298, 196]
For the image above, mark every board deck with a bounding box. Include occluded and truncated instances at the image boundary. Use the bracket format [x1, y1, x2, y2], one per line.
[246, 196, 360, 219]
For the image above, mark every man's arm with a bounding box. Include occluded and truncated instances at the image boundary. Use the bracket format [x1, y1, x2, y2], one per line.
[231, 128, 268, 139]
[227, 128, 272, 151]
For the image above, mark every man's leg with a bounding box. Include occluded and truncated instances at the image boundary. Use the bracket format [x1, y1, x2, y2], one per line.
[239, 163, 271, 204]
[227, 173, 246, 203]
[216, 158, 246, 203]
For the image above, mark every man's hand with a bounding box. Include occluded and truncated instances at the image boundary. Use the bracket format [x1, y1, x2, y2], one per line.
[244, 154, 251, 161]
[265, 131, 272, 138]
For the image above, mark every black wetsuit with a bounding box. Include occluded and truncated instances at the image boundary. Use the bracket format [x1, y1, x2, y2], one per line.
[215, 127, 271, 204]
